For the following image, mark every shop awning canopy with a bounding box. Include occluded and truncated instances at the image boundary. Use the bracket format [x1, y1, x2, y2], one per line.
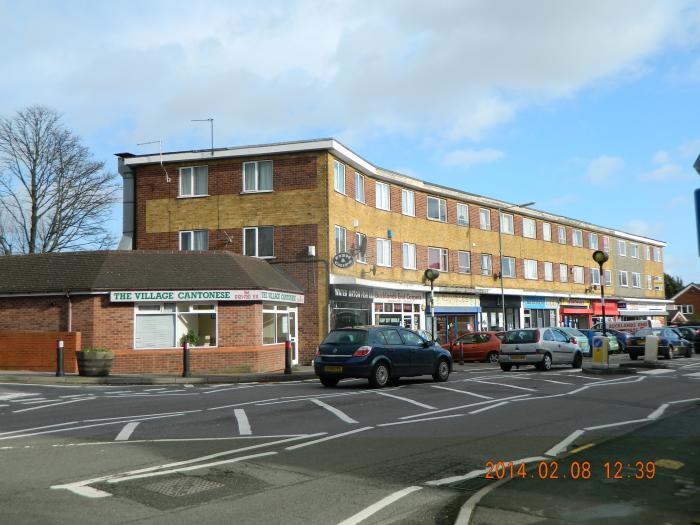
[560, 307, 592, 315]
[593, 303, 619, 316]
[619, 310, 669, 317]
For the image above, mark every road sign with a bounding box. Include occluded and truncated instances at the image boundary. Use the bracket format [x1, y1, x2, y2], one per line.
[696, 188, 700, 257]
[593, 337, 604, 348]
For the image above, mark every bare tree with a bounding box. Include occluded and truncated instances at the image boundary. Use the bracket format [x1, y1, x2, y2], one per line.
[0, 105, 118, 254]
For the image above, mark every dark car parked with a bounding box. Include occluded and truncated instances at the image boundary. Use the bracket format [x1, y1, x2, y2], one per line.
[314, 326, 453, 388]
[626, 327, 692, 360]
[676, 326, 700, 354]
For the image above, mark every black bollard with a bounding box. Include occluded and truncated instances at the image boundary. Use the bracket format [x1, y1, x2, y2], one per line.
[56, 339, 65, 377]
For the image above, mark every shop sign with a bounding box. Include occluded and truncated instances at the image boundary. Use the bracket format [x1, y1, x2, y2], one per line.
[559, 298, 590, 307]
[332, 252, 354, 269]
[110, 290, 304, 304]
[373, 288, 424, 302]
[331, 286, 373, 300]
[523, 296, 559, 310]
[433, 294, 478, 307]
[607, 319, 651, 331]
[331, 286, 423, 302]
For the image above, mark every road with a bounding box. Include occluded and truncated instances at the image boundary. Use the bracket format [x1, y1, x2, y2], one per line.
[1, 356, 699, 525]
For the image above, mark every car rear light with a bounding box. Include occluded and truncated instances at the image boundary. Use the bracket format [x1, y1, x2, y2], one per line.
[696, 329, 700, 336]
[353, 346, 372, 357]
[315, 346, 320, 357]
[571, 337, 578, 345]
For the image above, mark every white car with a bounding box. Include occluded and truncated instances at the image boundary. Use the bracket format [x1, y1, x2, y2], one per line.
[499, 327, 582, 371]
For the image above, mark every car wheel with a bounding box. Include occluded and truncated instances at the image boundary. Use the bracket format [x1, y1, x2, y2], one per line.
[319, 376, 339, 388]
[433, 359, 450, 382]
[572, 352, 582, 369]
[536, 353, 552, 371]
[500, 363, 512, 372]
[486, 352, 499, 364]
[665, 345, 673, 360]
[369, 362, 390, 388]
[629, 353, 638, 361]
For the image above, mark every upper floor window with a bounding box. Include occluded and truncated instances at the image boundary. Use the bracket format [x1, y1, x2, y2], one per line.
[355, 232, 367, 263]
[523, 218, 536, 239]
[645, 246, 651, 260]
[590, 268, 600, 286]
[605, 269, 612, 286]
[334, 225, 346, 255]
[602, 236, 609, 253]
[458, 251, 471, 273]
[333, 160, 345, 194]
[428, 247, 448, 271]
[572, 266, 584, 284]
[402, 243, 416, 270]
[481, 254, 492, 276]
[589, 233, 598, 250]
[524, 259, 537, 280]
[653, 247, 662, 262]
[557, 226, 566, 244]
[542, 222, 551, 241]
[376, 182, 390, 211]
[680, 305, 695, 314]
[179, 230, 208, 251]
[179, 166, 208, 197]
[619, 270, 629, 287]
[646, 274, 652, 290]
[502, 256, 516, 278]
[355, 173, 365, 203]
[242, 161, 272, 193]
[243, 226, 274, 258]
[631, 243, 639, 258]
[560, 264, 568, 282]
[543, 262, 553, 281]
[457, 204, 469, 226]
[500, 213, 514, 234]
[427, 196, 447, 222]
[572, 229, 583, 247]
[401, 189, 415, 216]
[617, 240, 626, 256]
[632, 272, 641, 288]
[479, 208, 491, 230]
[376, 238, 391, 267]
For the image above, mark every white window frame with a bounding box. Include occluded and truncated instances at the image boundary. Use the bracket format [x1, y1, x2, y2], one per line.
[602, 236, 609, 253]
[646, 274, 652, 290]
[619, 270, 629, 287]
[618, 240, 626, 256]
[680, 305, 695, 314]
[135, 302, 218, 349]
[179, 166, 208, 197]
[632, 272, 641, 288]
[631, 243, 639, 259]
[333, 159, 346, 194]
[355, 232, 367, 263]
[428, 247, 448, 271]
[542, 222, 551, 242]
[375, 182, 390, 211]
[524, 259, 538, 280]
[427, 196, 447, 222]
[242, 160, 273, 193]
[572, 229, 583, 247]
[560, 264, 568, 283]
[544, 262, 553, 281]
[590, 268, 601, 286]
[502, 256, 516, 278]
[479, 208, 491, 230]
[572, 266, 584, 284]
[458, 251, 471, 274]
[558, 226, 566, 244]
[243, 226, 275, 258]
[456, 203, 469, 226]
[653, 247, 662, 262]
[355, 172, 365, 204]
[402, 243, 416, 270]
[334, 225, 346, 255]
[500, 213, 514, 235]
[523, 218, 536, 239]
[589, 233, 598, 250]
[376, 238, 391, 267]
[481, 254, 492, 276]
[605, 269, 612, 286]
[401, 189, 415, 216]
[179, 230, 208, 251]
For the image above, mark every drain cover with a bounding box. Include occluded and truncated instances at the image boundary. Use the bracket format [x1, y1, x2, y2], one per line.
[144, 477, 224, 498]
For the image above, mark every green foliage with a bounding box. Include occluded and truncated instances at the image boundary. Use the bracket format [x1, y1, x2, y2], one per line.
[179, 330, 199, 346]
[81, 348, 110, 353]
[664, 273, 684, 299]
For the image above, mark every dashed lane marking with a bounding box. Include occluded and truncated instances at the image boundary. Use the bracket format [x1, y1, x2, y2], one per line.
[372, 390, 437, 410]
[468, 380, 536, 392]
[430, 385, 493, 399]
[309, 398, 358, 424]
[234, 409, 252, 435]
[468, 401, 509, 415]
[114, 422, 140, 441]
[285, 427, 372, 451]
[13, 397, 95, 413]
[399, 394, 531, 420]
[638, 369, 676, 375]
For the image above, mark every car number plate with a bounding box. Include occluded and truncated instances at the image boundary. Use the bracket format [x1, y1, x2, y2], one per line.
[510, 355, 526, 361]
[324, 366, 343, 373]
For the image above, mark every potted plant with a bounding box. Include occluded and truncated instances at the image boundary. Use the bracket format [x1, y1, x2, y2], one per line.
[76, 348, 114, 377]
[179, 330, 200, 347]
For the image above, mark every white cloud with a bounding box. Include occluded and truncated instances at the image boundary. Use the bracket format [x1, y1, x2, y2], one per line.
[585, 155, 624, 184]
[640, 162, 694, 181]
[442, 148, 504, 168]
[652, 150, 671, 164]
[623, 219, 664, 237]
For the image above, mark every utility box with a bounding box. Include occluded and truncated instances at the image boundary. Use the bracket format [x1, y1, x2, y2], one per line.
[592, 336, 609, 366]
[644, 335, 659, 363]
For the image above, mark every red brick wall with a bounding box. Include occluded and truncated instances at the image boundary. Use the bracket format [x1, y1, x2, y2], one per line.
[674, 287, 700, 320]
[0, 331, 81, 372]
[0, 296, 67, 331]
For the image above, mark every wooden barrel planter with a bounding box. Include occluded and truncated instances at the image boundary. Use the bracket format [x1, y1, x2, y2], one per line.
[76, 349, 114, 377]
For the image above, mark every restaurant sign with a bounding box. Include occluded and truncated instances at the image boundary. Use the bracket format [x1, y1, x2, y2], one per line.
[110, 289, 304, 304]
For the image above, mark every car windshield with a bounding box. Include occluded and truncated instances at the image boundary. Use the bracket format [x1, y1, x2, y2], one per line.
[502, 330, 538, 344]
[633, 328, 660, 336]
[322, 330, 368, 345]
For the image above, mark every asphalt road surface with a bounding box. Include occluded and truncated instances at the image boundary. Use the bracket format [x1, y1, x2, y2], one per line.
[1, 356, 699, 525]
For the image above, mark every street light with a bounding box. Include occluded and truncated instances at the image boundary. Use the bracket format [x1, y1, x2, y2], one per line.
[424, 268, 440, 339]
[592, 250, 609, 336]
[497, 201, 536, 331]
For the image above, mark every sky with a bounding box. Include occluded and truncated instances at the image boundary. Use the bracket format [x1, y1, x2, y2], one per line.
[1, 0, 699, 283]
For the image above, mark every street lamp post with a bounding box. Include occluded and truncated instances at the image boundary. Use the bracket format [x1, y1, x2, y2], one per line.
[424, 269, 440, 340]
[592, 250, 609, 337]
[497, 201, 535, 331]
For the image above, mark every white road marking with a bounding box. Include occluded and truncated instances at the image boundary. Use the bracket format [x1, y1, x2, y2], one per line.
[286, 427, 373, 451]
[83, 409, 201, 422]
[668, 397, 700, 404]
[183, 384, 194, 388]
[202, 385, 263, 394]
[545, 429, 585, 457]
[377, 414, 464, 427]
[430, 386, 493, 399]
[426, 456, 547, 486]
[372, 390, 437, 409]
[684, 372, 700, 378]
[114, 422, 140, 441]
[647, 403, 669, 420]
[109, 390, 133, 394]
[13, 397, 93, 413]
[0, 393, 40, 401]
[337, 486, 422, 525]
[16, 398, 52, 404]
[66, 486, 112, 498]
[468, 401, 510, 415]
[309, 398, 358, 424]
[468, 380, 536, 392]
[583, 418, 649, 431]
[638, 369, 675, 375]
[50, 434, 312, 446]
[59, 394, 92, 398]
[234, 409, 252, 435]
[0, 421, 80, 436]
[143, 388, 168, 392]
[399, 395, 531, 420]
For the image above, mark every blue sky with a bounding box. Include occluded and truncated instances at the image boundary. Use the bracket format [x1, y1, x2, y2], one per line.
[1, 0, 699, 283]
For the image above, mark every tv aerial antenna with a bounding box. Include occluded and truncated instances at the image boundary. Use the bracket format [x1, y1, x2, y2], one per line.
[137, 139, 170, 183]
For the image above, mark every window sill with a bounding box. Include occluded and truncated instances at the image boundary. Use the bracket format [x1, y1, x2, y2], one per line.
[427, 216, 447, 223]
[177, 194, 210, 199]
[500, 231, 514, 235]
[241, 190, 274, 195]
[355, 199, 366, 205]
[401, 212, 416, 217]
[334, 189, 347, 196]
[457, 223, 469, 227]
[376, 207, 391, 212]
[376, 263, 392, 268]
[403, 266, 417, 271]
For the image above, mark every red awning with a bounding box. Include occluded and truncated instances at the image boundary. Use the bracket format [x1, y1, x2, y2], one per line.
[593, 302, 619, 316]
[560, 308, 592, 315]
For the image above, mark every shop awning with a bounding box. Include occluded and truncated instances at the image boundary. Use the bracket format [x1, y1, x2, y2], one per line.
[593, 303, 619, 316]
[560, 308, 592, 315]
[619, 310, 668, 317]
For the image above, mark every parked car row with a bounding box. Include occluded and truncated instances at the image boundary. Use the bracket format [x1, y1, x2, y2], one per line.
[626, 327, 693, 359]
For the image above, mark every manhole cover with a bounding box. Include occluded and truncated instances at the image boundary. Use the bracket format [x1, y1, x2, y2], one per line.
[144, 477, 224, 498]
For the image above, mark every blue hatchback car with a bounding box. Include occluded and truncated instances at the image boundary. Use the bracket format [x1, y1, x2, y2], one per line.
[314, 326, 453, 388]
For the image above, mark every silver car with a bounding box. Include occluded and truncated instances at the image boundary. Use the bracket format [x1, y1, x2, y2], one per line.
[499, 327, 582, 371]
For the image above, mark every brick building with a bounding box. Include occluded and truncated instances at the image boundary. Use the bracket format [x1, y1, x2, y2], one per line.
[668, 284, 700, 324]
[116, 138, 668, 364]
[0, 251, 303, 373]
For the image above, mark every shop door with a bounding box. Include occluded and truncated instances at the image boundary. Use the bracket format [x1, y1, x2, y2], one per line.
[289, 309, 298, 365]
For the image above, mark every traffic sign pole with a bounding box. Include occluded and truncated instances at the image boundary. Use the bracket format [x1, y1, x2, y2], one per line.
[695, 188, 700, 257]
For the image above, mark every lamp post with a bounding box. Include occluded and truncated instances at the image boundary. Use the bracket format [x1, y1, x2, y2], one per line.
[424, 268, 440, 339]
[497, 201, 535, 331]
[592, 250, 609, 336]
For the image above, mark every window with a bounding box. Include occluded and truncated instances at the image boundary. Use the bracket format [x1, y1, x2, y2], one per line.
[632, 272, 641, 288]
[242, 161, 273, 192]
[572, 229, 583, 247]
[355, 233, 367, 263]
[560, 264, 568, 282]
[243, 226, 274, 257]
[617, 240, 626, 256]
[428, 247, 448, 271]
[479, 208, 491, 230]
[355, 173, 365, 203]
[646, 275, 652, 290]
[458, 251, 471, 273]
[544, 262, 553, 281]
[542, 222, 551, 241]
[500, 213, 514, 234]
[480, 254, 492, 276]
[602, 236, 609, 253]
[263, 304, 293, 345]
[558, 226, 566, 244]
[333, 160, 346, 194]
[653, 247, 662, 262]
[402, 243, 416, 269]
[645, 246, 651, 260]
[179, 230, 208, 251]
[590, 268, 600, 286]
[135, 302, 217, 349]
[631, 243, 639, 258]
[457, 204, 469, 226]
[401, 189, 415, 216]
[605, 270, 612, 286]
[427, 196, 447, 222]
[589, 233, 598, 250]
[619, 270, 629, 287]
[502, 256, 516, 278]
[334, 226, 346, 255]
[523, 218, 536, 239]
[680, 305, 695, 314]
[572, 266, 584, 284]
[375, 182, 390, 210]
[376, 238, 391, 267]
[179, 166, 208, 197]
[524, 259, 537, 280]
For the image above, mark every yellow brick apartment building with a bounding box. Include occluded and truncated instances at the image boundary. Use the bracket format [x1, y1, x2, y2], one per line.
[117, 139, 668, 365]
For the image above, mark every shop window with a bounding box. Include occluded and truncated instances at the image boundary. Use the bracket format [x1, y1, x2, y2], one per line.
[333, 160, 346, 194]
[243, 226, 274, 258]
[355, 172, 365, 203]
[179, 166, 208, 197]
[457, 204, 469, 226]
[180, 230, 208, 251]
[263, 304, 291, 345]
[243, 160, 273, 193]
[479, 208, 491, 230]
[502, 256, 516, 278]
[428, 247, 448, 271]
[458, 251, 471, 274]
[135, 302, 216, 349]
[401, 189, 415, 216]
[376, 182, 390, 210]
[427, 196, 447, 222]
